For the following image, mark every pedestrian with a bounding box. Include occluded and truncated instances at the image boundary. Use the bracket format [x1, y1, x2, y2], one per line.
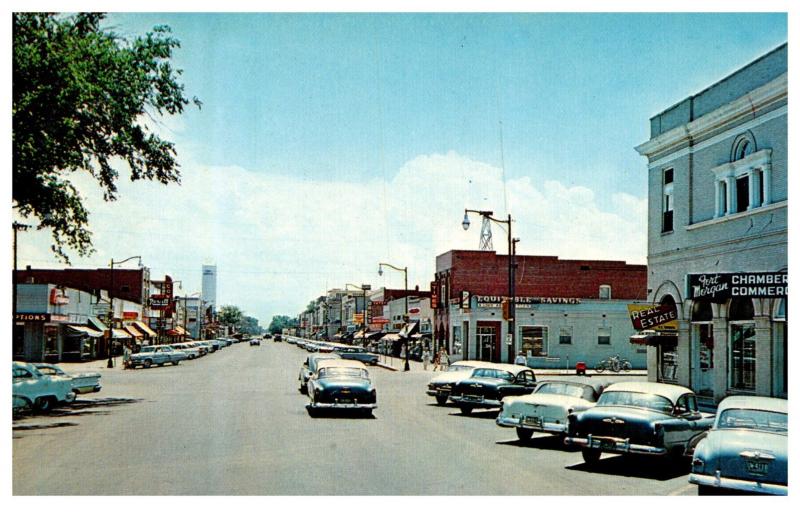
[438, 348, 449, 370]
[122, 342, 131, 369]
[432, 350, 441, 371]
[515, 350, 527, 366]
[422, 346, 431, 371]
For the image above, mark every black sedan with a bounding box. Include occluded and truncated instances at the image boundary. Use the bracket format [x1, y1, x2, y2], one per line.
[449, 363, 537, 415]
[306, 359, 376, 417]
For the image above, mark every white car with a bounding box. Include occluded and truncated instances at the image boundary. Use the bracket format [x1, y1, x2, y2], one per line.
[425, 360, 484, 405]
[33, 363, 102, 395]
[13, 361, 76, 413]
[171, 343, 200, 359]
[496, 378, 608, 441]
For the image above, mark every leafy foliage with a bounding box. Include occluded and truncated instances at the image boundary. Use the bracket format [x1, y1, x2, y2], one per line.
[12, 13, 201, 262]
[217, 305, 243, 327]
[268, 315, 298, 335]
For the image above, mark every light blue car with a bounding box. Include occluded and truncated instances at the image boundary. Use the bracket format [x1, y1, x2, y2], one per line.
[689, 395, 787, 495]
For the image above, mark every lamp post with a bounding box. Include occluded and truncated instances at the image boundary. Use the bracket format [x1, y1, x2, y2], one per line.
[107, 255, 142, 368]
[344, 283, 369, 345]
[462, 209, 517, 363]
[378, 262, 409, 371]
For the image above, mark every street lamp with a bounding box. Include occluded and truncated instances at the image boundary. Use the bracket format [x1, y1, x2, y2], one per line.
[344, 283, 369, 345]
[107, 255, 142, 368]
[378, 262, 409, 371]
[462, 209, 517, 363]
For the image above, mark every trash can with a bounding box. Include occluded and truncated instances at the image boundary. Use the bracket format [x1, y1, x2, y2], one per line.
[575, 361, 587, 375]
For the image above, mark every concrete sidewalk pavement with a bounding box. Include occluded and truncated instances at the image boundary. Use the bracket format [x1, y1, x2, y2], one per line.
[374, 355, 646, 376]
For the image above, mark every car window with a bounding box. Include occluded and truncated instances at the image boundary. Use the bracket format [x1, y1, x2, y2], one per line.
[472, 368, 514, 381]
[718, 408, 788, 433]
[36, 367, 56, 375]
[318, 367, 368, 379]
[535, 382, 588, 399]
[13, 368, 33, 379]
[597, 391, 674, 414]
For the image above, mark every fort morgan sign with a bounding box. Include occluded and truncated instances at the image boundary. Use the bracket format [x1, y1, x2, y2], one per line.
[687, 272, 787, 302]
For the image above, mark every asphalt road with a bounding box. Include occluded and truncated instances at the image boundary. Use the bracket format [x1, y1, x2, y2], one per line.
[13, 341, 696, 495]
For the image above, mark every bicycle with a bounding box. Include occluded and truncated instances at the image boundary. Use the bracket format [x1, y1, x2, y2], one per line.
[595, 354, 632, 373]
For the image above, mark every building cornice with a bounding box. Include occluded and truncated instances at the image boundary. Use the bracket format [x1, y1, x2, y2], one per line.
[635, 73, 787, 158]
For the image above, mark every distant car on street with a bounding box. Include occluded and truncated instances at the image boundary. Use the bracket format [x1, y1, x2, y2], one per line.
[565, 381, 714, 465]
[334, 346, 379, 365]
[170, 343, 200, 359]
[274, 334, 282, 342]
[426, 360, 484, 405]
[306, 359, 376, 417]
[299, 353, 342, 393]
[33, 363, 102, 395]
[250, 337, 261, 346]
[689, 396, 787, 495]
[449, 363, 537, 415]
[13, 361, 76, 413]
[496, 378, 608, 441]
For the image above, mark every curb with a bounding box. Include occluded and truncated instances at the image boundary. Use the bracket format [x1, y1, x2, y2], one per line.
[376, 362, 398, 372]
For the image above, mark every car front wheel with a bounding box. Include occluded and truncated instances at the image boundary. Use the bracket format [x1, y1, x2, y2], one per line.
[35, 396, 55, 413]
[435, 395, 448, 406]
[143, 359, 152, 369]
[516, 427, 533, 442]
[582, 448, 602, 464]
[173, 360, 180, 365]
[459, 406, 473, 415]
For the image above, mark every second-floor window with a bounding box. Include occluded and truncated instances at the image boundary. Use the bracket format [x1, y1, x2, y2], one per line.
[662, 168, 674, 233]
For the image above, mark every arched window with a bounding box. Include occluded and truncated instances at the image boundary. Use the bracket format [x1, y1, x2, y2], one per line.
[691, 300, 713, 322]
[731, 133, 756, 162]
[729, 297, 754, 321]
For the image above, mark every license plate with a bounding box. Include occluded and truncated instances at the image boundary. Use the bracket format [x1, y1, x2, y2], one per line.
[598, 439, 616, 450]
[523, 416, 542, 427]
[746, 460, 769, 476]
[465, 395, 482, 402]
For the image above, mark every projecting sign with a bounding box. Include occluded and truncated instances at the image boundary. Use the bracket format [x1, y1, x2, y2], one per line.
[627, 303, 678, 331]
[150, 295, 171, 310]
[460, 291, 471, 310]
[15, 313, 51, 322]
[687, 272, 787, 302]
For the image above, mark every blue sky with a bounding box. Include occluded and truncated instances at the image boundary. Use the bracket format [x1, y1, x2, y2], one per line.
[15, 12, 788, 324]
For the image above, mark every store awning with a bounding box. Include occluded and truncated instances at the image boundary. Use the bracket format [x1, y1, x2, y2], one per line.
[67, 325, 104, 338]
[133, 321, 157, 337]
[125, 324, 144, 338]
[630, 330, 678, 346]
[382, 333, 401, 342]
[112, 328, 131, 339]
[88, 316, 108, 332]
[366, 331, 384, 340]
[398, 321, 420, 339]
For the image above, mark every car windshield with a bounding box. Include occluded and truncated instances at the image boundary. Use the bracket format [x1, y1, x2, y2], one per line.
[470, 368, 514, 381]
[140, 347, 155, 353]
[535, 382, 590, 399]
[596, 391, 674, 414]
[718, 408, 788, 433]
[318, 367, 368, 380]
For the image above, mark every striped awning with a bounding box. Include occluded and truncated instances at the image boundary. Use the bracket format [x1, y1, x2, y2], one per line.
[125, 324, 144, 338]
[67, 325, 104, 338]
[112, 329, 131, 339]
[381, 333, 401, 342]
[133, 321, 157, 337]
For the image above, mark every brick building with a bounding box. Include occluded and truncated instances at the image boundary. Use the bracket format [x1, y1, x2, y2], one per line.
[433, 250, 647, 367]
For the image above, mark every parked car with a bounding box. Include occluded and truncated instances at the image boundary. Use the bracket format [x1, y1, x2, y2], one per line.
[689, 396, 787, 495]
[13, 362, 76, 413]
[250, 337, 261, 346]
[170, 343, 200, 359]
[298, 353, 342, 393]
[565, 381, 714, 464]
[306, 359, 376, 417]
[333, 345, 379, 365]
[207, 340, 220, 352]
[496, 378, 608, 441]
[129, 345, 188, 368]
[274, 334, 283, 342]
[426, 360, 484, 405]
[449, 364, 537, 415]
[33, 363, 102, 395]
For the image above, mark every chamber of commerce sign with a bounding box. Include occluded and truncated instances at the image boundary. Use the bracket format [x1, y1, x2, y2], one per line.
[474, 295, 582, 306]
[688, 272, 787, 302]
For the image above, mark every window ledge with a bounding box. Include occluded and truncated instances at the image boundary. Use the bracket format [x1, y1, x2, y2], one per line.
[660, 230, 674, 236]
[686, 201, 787, 231]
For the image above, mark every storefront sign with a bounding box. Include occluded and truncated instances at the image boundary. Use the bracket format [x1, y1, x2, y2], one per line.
[688, 272, 787, 302]
[627, 304, 678, 331]
[372, 317, 389, 325]
[474, 295, 582, 306]
[408, 307, 421, 314]
[49, 288, 70, 305]
[150, 294, 170, 310]
[15, 313, 51, 322]
[460, 291, 471, 310]
[123, 311, 138, 320]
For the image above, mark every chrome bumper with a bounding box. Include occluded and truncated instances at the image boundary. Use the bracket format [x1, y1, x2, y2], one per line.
[495, 416, 567, 434]
[564, 434, 667, 455]
[450, 395, 503, 408]
[307, 402, 377, 410]
[426, 389, 449, 397]
[689, 472, 788, 496]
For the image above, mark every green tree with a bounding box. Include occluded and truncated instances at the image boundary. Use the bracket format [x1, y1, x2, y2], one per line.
[268, 315, 297, 335]
[239, 315, 262, 335]
[218, 305, 243, 328]
[13, 13, 201, 262]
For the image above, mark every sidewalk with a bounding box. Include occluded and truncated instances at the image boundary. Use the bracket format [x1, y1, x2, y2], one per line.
[373, 355, 646, 376]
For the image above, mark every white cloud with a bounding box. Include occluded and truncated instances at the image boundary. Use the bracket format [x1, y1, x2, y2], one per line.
[17, 151, 647, 323]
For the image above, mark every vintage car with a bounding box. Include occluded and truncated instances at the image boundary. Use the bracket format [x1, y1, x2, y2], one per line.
[565, 381, 714, 464]
[426, 360, 484, 405]
[306, 359, 377, 416]
[33, 363, 102, 395]
[689, 396, 787, 495]
[13, 362, 76, 412]
[496, 378, 608, 441]
[449, 363, 537, 415]
[170, 343, 201, 359]
[333, 345, 379, 365]
[274, 334, 283, 342]
[207, 339, 220, 352]
[129, 345, 188, 368]
[298, 352, 341, 393]
[249, 337, 261, 346]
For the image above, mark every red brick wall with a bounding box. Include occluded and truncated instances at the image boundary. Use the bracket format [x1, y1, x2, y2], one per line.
[15, 268, 146, 304]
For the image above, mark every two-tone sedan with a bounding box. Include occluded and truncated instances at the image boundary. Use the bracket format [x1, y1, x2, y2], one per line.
[449, 363, 537, 415]
[689, 396, 787, 495]
[565, 381, 714, 464]
[298, 352, 341, 394]
[306, 359, 377, 417]
[496, 378, 608, 441]
[426, 360, 483, 405]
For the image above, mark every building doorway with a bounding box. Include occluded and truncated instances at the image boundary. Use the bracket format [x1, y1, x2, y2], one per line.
[690, 300, 714, 397]
[729, 298, 756, 393]
[477, 324, 498, 362]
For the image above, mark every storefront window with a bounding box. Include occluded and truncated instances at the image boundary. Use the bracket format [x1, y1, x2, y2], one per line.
[520, 326, 547, 356]
[44, 325, 59, 361]
[730, 323, 756, 391]
[559, 326, 572, 344]
[452, 325, 462, 356]
[659, 339, 678, 383]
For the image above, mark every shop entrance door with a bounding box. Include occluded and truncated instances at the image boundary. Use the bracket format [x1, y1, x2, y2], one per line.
[477, 325, 497, 362]
[691, 323, 714, 397]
